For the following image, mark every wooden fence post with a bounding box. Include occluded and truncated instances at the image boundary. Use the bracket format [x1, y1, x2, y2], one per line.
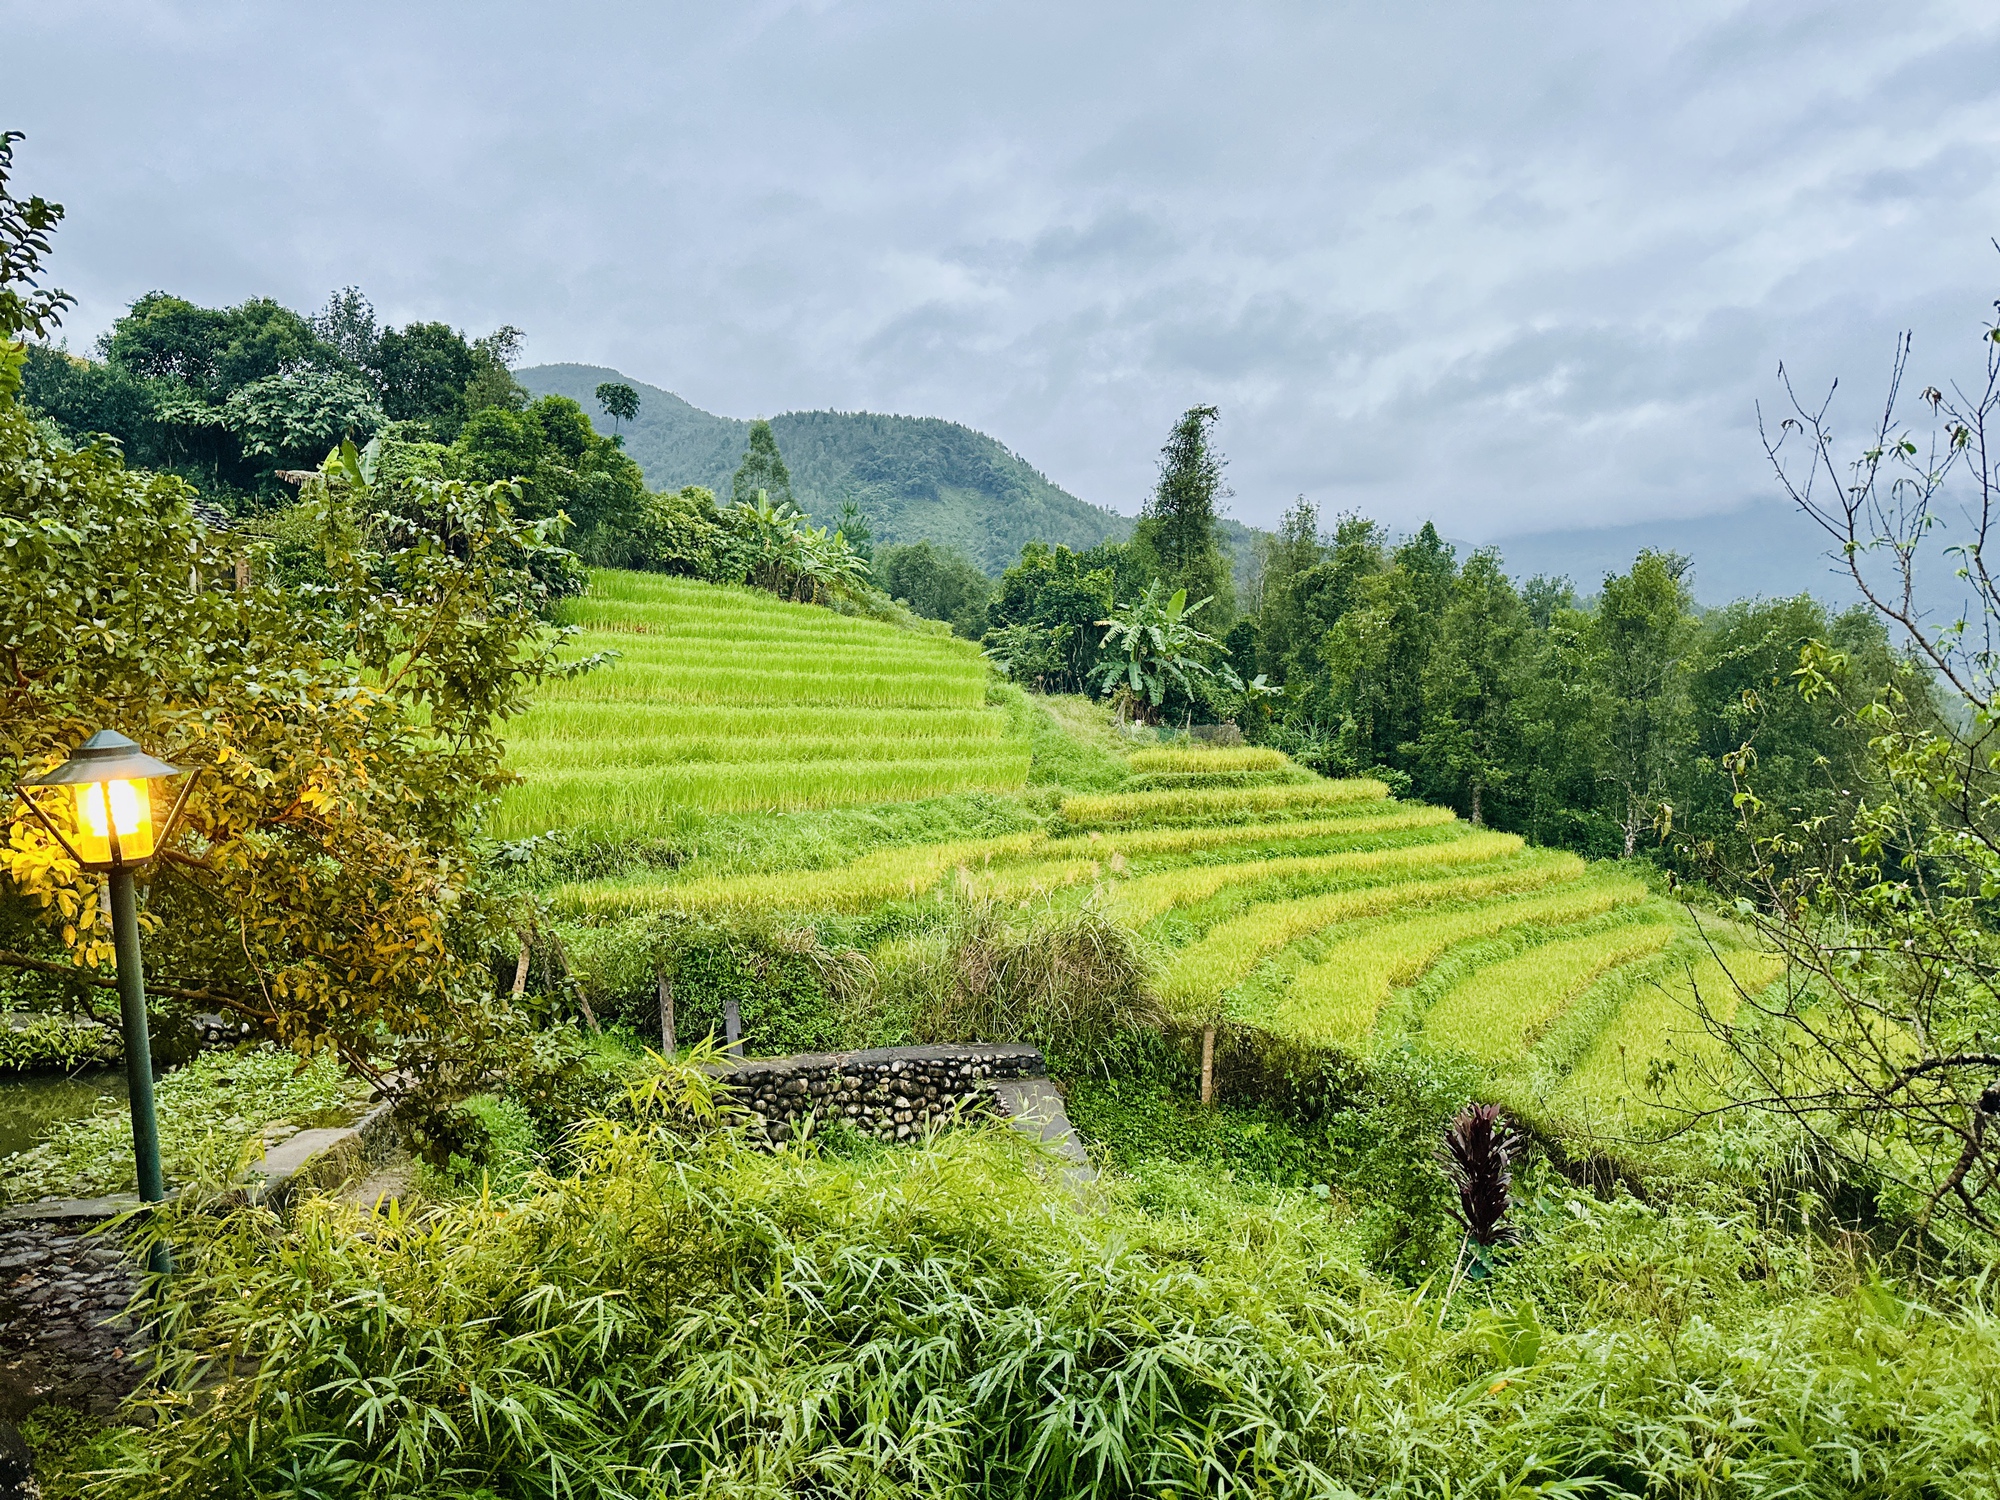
[657, 972, 676, 1056]
[1200, 1026, 1216, 1106]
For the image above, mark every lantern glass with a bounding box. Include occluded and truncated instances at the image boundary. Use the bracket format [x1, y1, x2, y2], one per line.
[72, 778, 155, 864]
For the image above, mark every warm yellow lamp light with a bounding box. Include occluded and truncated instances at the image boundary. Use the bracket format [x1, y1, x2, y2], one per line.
[19, 729, 184, 872]
[73, 777, 156, 865]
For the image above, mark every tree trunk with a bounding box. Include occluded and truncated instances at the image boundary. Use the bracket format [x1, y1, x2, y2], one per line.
[657, 972, 676, 1056]
[1470, 780, 1483, 828]
[1201, 1026, 1216, 1106]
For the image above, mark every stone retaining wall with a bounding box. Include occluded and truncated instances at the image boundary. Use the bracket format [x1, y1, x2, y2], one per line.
[713, 1042, 1044, 1143]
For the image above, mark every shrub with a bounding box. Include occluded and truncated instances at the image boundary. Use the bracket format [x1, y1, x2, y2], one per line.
[895, 896, 1162, 1074]
[0, 1011, 111, 1073]
[110, 1065, 2000, 1498]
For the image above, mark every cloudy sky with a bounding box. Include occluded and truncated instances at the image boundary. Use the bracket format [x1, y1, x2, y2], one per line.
[8, 0, 2000, 541]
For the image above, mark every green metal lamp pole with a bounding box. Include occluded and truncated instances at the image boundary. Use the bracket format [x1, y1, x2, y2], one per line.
[107, 866, 167, 1213]
[16, 730, 200, 1278]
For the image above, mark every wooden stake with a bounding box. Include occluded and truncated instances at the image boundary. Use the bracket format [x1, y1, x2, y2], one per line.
[1200, 1025, 1216, 1106]
[511, 930, 531, 997]
[657, 972, 676, 1056]
[723, 993, 742, 1056]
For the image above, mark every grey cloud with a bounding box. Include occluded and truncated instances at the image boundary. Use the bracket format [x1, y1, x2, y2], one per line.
[7, 0, 2000, 542]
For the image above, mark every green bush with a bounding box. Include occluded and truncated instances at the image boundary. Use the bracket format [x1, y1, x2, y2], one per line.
[558, 911, 873, 1057]
[892, 895, 1160, 1075]
[112, 1063, 2000, 1499]
[414, 1092, 542, 1198]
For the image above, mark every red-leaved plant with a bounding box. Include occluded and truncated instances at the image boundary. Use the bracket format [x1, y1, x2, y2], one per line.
[1443, 1103, 1526, 1247]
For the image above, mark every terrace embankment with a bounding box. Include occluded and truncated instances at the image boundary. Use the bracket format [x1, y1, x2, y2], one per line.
[712, 1043, 1065, 1148]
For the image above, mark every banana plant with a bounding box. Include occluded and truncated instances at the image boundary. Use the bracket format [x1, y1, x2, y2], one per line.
[1087, 580, 1234, 711]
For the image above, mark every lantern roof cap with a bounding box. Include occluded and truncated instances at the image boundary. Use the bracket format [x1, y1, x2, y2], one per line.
[26, 730, 182, 785]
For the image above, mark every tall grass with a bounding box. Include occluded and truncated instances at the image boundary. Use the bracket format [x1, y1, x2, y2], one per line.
[1061, 779, 1389, 829]
[1262, 876, 1652, 1046]
[558, 832, 1053, 915]
[1419, 917, 1679, 1064]
[1161, 850, 1589, 1018]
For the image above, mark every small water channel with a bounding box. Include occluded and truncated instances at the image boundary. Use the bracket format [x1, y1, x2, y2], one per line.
[0, 1070, 127, 1162]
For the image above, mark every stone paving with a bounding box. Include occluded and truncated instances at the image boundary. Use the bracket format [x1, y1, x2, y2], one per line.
[0, 1219, 143, 1425]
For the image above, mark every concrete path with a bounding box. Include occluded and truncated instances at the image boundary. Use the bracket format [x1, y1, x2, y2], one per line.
[988, 1078, 1095, 1182]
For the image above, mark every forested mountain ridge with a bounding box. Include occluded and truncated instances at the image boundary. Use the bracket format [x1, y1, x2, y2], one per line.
[520, 362, 1137, 576]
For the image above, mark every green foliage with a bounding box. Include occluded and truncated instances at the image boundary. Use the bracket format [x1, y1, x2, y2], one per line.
[1, 1044, 364, 1202]
[452, 393, 650, 560]
[559, 909, 872, 1056]
[109, 1074, 2000, 1497]
[1089, 579, 1240, 715]
[877, 538, 991, 637]
[414, 1090, 543, 1197]
[0, 1011, 108, 1073]
[1131, 403, 1235, 621]
[0, 131, 73, 343]
[593, 379, 638, 435]
[981, 541, 1117, 694]
[892, 895, 1161, 1074]
[0, 375, 581, 1062]
[835, 497, 874, 562]
[729, 416, 795, 508]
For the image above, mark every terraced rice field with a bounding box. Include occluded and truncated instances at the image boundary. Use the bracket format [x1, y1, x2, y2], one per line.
[565, 739, 1778, 1132]
[498, 571, 1028, 830]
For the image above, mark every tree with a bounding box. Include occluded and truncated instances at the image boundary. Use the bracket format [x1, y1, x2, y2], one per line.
[876, 541, 989, 638]
[1253, 496, 1325, 679]
[731, 419, 795, 509]
[981, 542, 1117, 694]
[1418, 551, 1527, 825]
[0, 131, 73, 342]
[3, 317, 582, 1079]
[1132, 405, 1234, 621]
[452, 395, 649, 560]
[309, 286, 379, 366]
[1591, 550, 1697, 857]
[1674, 317, 2000, 1248]
[223, 369, 384, 467]
[595, 381, 639, 439]
[836, 498, 873, 564]
[369, 321, 479, 440]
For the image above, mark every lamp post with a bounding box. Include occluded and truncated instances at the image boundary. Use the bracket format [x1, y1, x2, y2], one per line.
[15, 731, 199, 1272]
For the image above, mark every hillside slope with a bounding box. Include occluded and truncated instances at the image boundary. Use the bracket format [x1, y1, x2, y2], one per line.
[519, 365, 1133, 575]
[498, 571, 1028, 831]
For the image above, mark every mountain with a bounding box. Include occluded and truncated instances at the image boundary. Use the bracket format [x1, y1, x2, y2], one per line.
[1484, 501, 1931, 613]
[518, 364, 1134, 576]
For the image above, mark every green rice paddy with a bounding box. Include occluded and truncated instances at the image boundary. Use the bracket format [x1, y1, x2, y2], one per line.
[514, 576, 1779, 1144]
[498, 571, 1026, 829]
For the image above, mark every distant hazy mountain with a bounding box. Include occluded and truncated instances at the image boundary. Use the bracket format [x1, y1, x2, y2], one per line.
[519, 364, 1137, 576]
[1487, 502, 1891, 610]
